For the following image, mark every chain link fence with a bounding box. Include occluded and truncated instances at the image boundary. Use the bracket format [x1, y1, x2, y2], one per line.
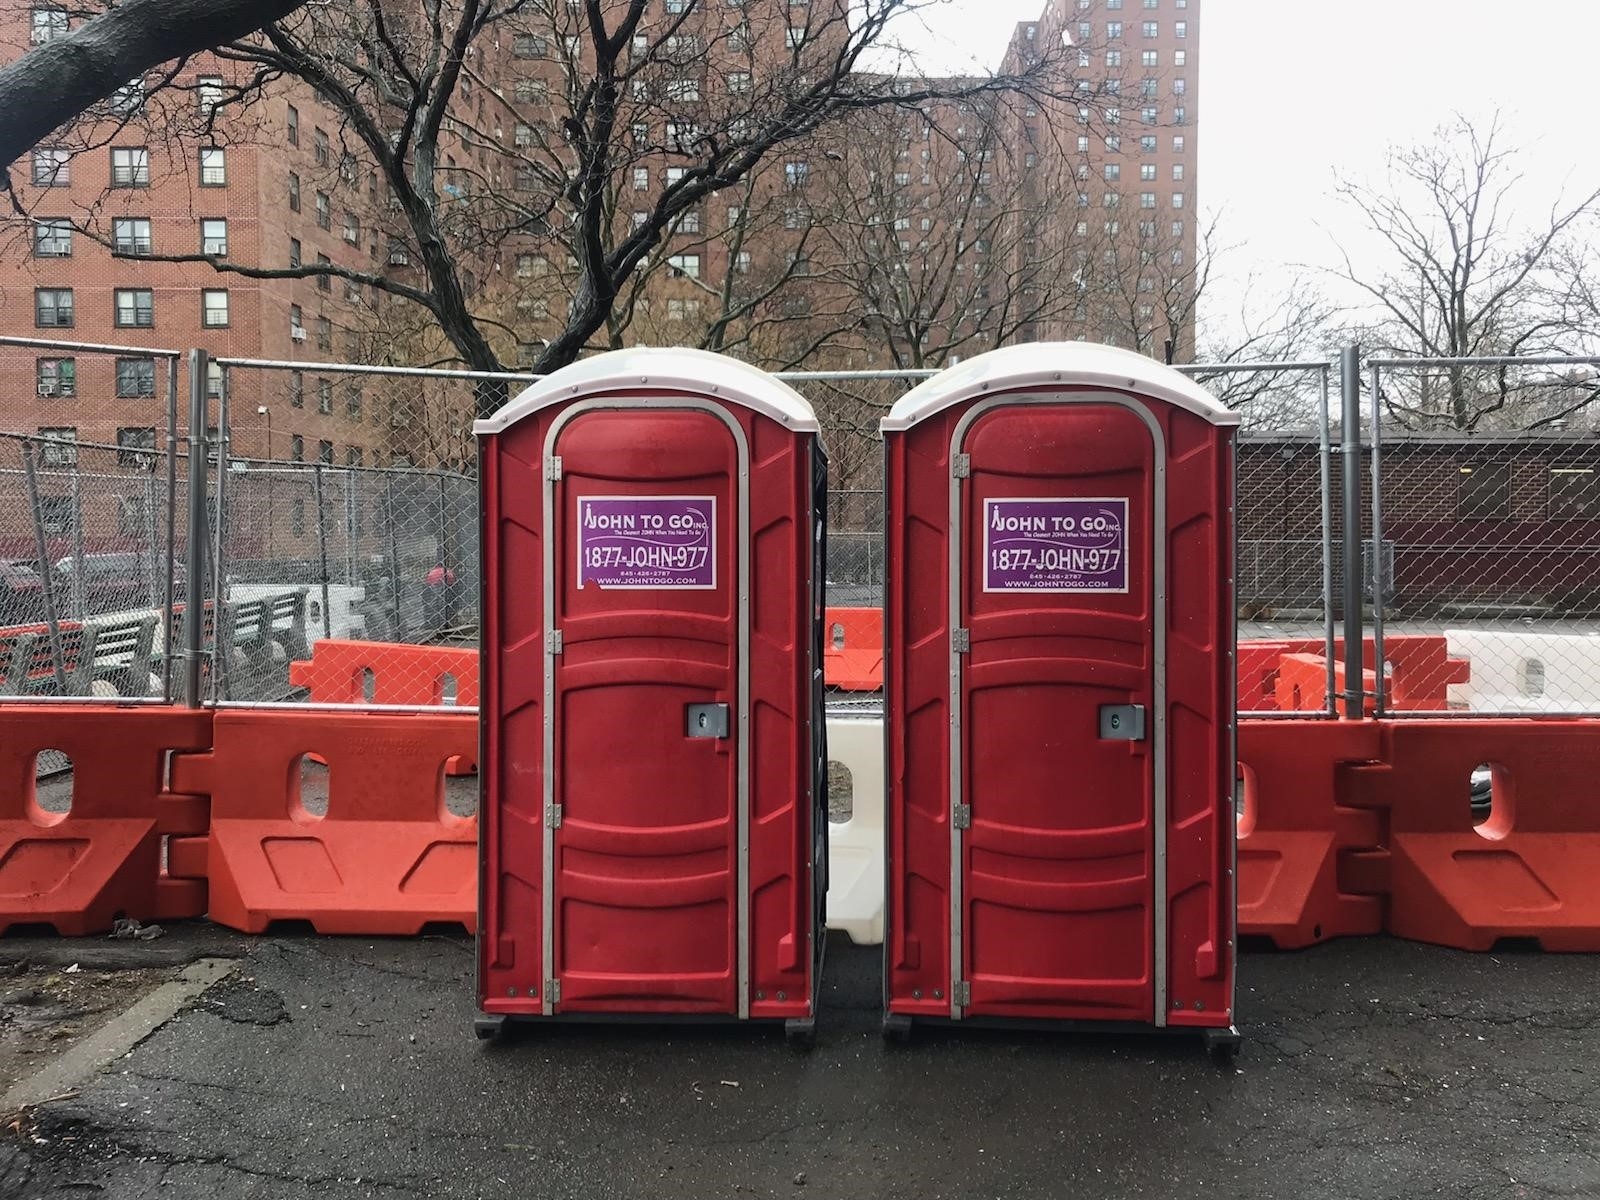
[1371, 355, 1600, 715]
[0, 338, 191, 712]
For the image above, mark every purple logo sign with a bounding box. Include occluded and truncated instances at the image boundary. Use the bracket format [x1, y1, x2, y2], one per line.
[983, 497, 1129, 593]
[576, 496, 716, 589]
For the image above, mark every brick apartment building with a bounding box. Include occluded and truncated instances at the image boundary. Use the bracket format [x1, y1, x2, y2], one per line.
[0, 0, 1201, 466]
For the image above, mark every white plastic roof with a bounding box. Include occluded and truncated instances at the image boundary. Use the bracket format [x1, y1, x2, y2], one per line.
[473, 346, 819, 435]
[880, 342, 1240, 431]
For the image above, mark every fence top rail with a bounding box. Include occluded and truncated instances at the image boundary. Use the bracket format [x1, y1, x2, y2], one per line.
[1175, 360, 1334, 375]
[213, 357, 543, 383]
[0, 334, 184, 359]
[1370, 354, 1600, 370]
[775, 368, 940, 381]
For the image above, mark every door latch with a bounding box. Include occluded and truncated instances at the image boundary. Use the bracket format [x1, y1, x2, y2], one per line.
[1098, 704, 1147, 741]
[686, 703, 730, 739]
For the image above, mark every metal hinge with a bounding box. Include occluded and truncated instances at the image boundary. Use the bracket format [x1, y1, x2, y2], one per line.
[952, 453, 971, 479]
[954, 980, 971, 1007]
[952, 627, 970, 653]
[545, 455, 563, 481]
[546, 629, 563, 654]
[545, 803, 563, 829]
[546, 979, 561, 1005]
[953, 804, 971, 830]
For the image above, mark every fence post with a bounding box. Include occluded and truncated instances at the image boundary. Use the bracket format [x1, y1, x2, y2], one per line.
[1318, 364, 1337, 717]
[384, 471, 403, 639]
[1368, 359, 1387, 715]
[163, 357, 179, 702]
[208, 362, 231, 702]
[183, 349, 209, 709]
[20, 440, 69, 693]
[67, 458, 86, 619]
[312, 463, 333, 641]
[1340, 345, 1364, 718]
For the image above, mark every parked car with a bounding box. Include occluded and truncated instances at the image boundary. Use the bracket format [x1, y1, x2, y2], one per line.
[0, 560, 46, 628]
[51, 553, 147, 616]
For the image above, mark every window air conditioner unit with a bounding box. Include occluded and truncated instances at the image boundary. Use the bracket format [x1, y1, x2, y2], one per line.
[37, 383, 57, 396]
[203, 239, 226, 254]
[29, 27, 50, 45]
[290, 327, 308, 341]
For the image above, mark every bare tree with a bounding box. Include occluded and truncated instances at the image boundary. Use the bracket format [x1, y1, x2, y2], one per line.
[5, 0, 1069, 414]
[1331, 112, 1600, 431]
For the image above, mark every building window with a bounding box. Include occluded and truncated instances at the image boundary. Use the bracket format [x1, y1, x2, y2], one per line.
[679, 209, 701, 234]
[1103, 163, 1120, 180]
[1142, 50, 1158, 66]
[1105, 107, 1121, 123]
[1107, 21, 1121, 37]
[511, 33, 541, 57]
[314, 128, 329, 167]
[110, 217, 151, 255]
[33, 218, 71, 257]
[201, 289, 229, 327]
[200, 218, 228, 256]
[1141, 78, 1159, 98]
[726, 71, 751, 94]
[31, 7, 68, 43]
[289, 371, 304, 409]
[1175, 106, 1188, 125]
[290, 434, 304, 463]
[111, 147, 150, 187]
[200, 147, 226, 186]
[1142, 106, 1158, 124]
[315, 191, 330, 229]
[1140, 163, 1157, 181]
[35, 288, 73, 328]
[346, 447, 363, 468]
[1077, 135, 1089, 152]
[1173, 135, 1186, 153]
[316, 253, 331, 291]
[196, 73, 224, 115]
[515, 122, 534, 148]
[1171, 191, 1185, 208]
[1172, 220, 1184, 236]
[1173, 163, 1185, 181]
[1105, 49, 1120, 66]
[664, 77, 699, 101]
[785, 160, 810, 187]
[287, 104, 299, 145]
[316, 318, 332, 351]
[1175, 20, 1186, 36]
[36, 428, 77, 467]
[346, 386, 362, 418]
[514, 78, 546, 101]
[338, 151, 357, 185]
[31, 147, 69, 186]
[115, 358, 156, 397]
[632, 167, 649, 190]
[288, 172, 300, 211]
[290, 304, 304, 337]
[1143, 20, 1158, 35]
[114, 288, 155, 328]
[1141, 135, 1157, 153]
[1173, 77, 1187, 94]
[117, 426, 158, 468]
[1550, 467, 1600, 520]
[668, 253, 700, 279]
[318, 439, 333, 465]
[343, 211, 360, 246]
[36, 358, 75, 397]
[1104, 192, 1121, 208]
[1140, 192, 1156, 208]
[387, 241, 410, 265]
[735, 251, 751, 274]
[1174, 49, 1186, 66]
[1458, 461, 1510, 520]
[317, 379, 332, 414]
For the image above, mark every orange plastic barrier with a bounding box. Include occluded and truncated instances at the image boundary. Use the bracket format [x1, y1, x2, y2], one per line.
[1237, 641, 1290, 712]
[823, 608, 883, 692]
[1236, 719, 1386, 948]
[289, 640, 478, 774]
[168, 708, 476, 936]
[0, 706, 211, 935]
[1356, 722, 1600, 951]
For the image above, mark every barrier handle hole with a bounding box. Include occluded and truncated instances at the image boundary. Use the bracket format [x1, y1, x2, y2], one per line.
[828, 761, 853, 824]
[292, 754, 330, 821]
[29, 750, 73, 827]
[1470, 761, 1514, 840]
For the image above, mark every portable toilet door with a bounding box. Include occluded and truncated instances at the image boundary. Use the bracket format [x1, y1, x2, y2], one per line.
[473, 347, 827, 1043]
[879, 342, 1241, 1056]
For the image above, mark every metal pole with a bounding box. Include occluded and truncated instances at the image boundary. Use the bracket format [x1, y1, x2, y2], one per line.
[162, 357, 179, 702]
[435, 473, 451, 633]
[209, 364, 231, 702]
[313, 464, 333, 641]
[1317, 365, 1336, 717]
[343, 470, 358, 587]
[384, 471, 403, 639]
[183, 349, 209, 709]
[20, 441, 68, 694]
[1369, 362, 1387, 716]
[1340, 345, 1363, 719]
[67, 460, 86, 619]
[141, 470, 159, 622]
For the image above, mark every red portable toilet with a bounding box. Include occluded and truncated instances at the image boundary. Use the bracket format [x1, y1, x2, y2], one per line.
[880, 342, 1241, 1056]
[473, 348, 828, 1043]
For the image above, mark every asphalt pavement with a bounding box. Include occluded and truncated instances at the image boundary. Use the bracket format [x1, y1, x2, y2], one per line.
[1, 932, 1597, 1200]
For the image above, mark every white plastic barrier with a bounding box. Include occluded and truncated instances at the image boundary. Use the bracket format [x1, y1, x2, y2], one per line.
[1445, 628, 1600, 713]
[825, 715, 885, 945]
[228, 583, 368, 641]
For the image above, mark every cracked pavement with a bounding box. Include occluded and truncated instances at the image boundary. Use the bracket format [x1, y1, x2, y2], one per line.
[1, 934, 1597, 1199]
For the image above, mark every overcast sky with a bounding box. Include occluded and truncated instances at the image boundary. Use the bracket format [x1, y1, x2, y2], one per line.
[893, 0, 1600, 343]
